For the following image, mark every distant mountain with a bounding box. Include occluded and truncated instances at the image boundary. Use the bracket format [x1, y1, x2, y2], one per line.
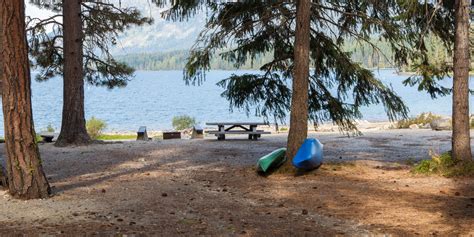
[26, 1, 204, 55]
[110, 1, 205, 55]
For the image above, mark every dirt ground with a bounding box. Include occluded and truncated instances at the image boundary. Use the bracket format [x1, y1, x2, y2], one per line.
[0, 129, 473, 236]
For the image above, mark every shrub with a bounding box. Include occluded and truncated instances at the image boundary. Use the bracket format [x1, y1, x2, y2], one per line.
[471, 117, 474, 129]
[86, 117, 107, 140]
[413, 151, 474, 177]
[35, 134, 43, 142]
[172, 115, 196, 131]
[397, 112, 441, 129]
[46, 123, 55, 133]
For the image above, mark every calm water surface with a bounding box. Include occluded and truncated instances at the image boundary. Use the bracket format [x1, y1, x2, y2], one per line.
[0, 69, 472, 135]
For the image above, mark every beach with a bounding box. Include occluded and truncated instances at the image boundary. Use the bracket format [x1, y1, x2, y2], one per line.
[0, 128, 472, 235]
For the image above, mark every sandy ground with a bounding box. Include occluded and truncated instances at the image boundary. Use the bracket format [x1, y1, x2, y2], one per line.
[0, 129, 473, 236]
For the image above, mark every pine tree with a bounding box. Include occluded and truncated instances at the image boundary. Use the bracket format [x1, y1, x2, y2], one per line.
[0, 0, 51, 199]
[57, 0, 90, 146]
[452, 0, 472, 161]
[286, 0, 311, 164]
[401, 1, 472, 162]
[156, 1, 455, 166]
[28, 0, 151, 146]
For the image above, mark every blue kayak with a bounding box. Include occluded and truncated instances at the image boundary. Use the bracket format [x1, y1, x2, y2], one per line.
[292, 138, 323, 170]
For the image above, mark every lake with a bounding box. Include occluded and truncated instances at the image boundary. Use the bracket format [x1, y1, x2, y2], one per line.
[0, 69, 472, 135]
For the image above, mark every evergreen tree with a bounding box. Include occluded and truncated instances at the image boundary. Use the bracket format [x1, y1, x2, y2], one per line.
[452, 0, 472, 161]
[0, 0, 51, 199]
[155, 1, 455, 165]
[28, 0, 151, 146]
[401, 1, 472, 162]
[286, 0, 311, 164]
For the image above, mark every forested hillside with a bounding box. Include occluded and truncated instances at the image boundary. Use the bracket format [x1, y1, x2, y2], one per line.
[115, 50, 276, 70]
[116, 38, 453, 71]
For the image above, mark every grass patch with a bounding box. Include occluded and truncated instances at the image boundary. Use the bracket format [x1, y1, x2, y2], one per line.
[397, 112, 441, 129]
[413, 151, 474, 177]
[35, 134, 43, 142]
[97, 134, 136, 140]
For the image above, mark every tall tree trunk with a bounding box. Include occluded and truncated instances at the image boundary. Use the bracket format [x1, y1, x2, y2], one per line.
[0, 0, 51, 199]
[56, 0, 90, 147]
[452, 0, 472, 161]
[0, 5, 5, 189]
[286, 0, 311, 164]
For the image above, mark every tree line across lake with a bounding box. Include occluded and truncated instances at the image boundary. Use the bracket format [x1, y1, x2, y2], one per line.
[117, 32, 474, 72]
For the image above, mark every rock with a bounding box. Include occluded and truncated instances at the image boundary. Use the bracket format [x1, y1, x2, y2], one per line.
[409, 124, 419, 129]
[430, 118, 452, 131]
[422, 123, 431, 129]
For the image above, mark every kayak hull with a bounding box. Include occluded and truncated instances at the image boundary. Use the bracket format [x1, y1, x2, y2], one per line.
[257, 148, 287, 173]
[292, 138, 323, 170]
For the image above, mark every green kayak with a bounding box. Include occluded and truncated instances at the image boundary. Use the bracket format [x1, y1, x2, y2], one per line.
[257, 148, 287, 173]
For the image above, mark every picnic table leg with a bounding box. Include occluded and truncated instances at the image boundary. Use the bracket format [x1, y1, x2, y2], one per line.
[250, 125, 258, 140]
[217, 125, 225, 140]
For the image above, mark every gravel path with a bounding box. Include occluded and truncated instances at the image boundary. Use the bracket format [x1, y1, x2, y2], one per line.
[0, 129, 471, 235]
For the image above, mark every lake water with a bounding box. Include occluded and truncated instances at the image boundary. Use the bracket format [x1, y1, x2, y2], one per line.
[0, 69, 472, 135]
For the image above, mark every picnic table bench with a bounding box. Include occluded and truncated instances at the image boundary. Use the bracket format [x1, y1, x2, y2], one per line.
[39, 132, 55, 143]
[206, 122, 270, 140]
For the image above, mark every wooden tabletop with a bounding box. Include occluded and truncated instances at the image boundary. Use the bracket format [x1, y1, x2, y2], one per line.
[206, 122, 268, 126]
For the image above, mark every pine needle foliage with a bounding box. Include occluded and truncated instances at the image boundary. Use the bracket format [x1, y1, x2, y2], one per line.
[153, 1, 454, 132]
[27, 0, 152, 88]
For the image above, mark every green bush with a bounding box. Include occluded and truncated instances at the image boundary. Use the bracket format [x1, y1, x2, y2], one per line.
[471, 117, 474, 128]
[413, 151, 474, 177]
[172, 115, 196, 130]
[86, 117, 107, 140]
[35, 134, 43, 142]
[397, 112, 441, 129]
[46, 124, 55, 133]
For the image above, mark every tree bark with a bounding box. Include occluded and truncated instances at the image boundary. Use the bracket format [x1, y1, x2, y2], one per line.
[286, 0, 311, 165]
[0, 4, 5, 189]
[55, 0, 90, 146]
[452, 0, 472, 161]
[0, 0, 51, 198]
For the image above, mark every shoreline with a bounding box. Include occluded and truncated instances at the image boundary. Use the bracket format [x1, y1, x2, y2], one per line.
[97, 120, 434, 139]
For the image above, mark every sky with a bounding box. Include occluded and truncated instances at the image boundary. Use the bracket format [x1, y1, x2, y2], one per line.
[24, 1, 204, 54]
[26, 2, 55, 19]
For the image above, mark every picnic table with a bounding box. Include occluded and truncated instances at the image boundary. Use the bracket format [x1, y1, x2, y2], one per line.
[206, 122, 270, 140]
[40, 132, 55, 143]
